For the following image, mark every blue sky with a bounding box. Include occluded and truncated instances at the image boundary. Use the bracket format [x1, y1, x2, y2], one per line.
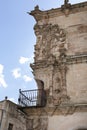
[0, 0, 86, 103]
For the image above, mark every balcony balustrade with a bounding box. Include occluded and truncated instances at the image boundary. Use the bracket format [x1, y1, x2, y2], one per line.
[18, 88, 46, 107]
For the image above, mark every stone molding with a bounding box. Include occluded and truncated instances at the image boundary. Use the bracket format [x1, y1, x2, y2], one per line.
[30, 54, 87, 70]
[21, 103, 87, 116]
[29, 2, 87, 21]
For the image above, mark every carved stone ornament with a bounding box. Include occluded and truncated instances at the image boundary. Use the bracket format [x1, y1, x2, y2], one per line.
[52, 64, 69, 106]
[61, 0, 71, 16]
[33, 23, 69, 106]
[34, 23, 68, 62]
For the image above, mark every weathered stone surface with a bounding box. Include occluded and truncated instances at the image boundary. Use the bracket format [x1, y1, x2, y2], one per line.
[29, 1, 87, 130]
[34, 23, 67, 61]
[30, 1, 87, 106]
[48, 112, 87, 130]
[0, 100, 26, 130]
[67, 63, 87, 103]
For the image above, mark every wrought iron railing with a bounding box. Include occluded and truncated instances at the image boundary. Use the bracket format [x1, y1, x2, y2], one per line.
[18, 89, 46, 107]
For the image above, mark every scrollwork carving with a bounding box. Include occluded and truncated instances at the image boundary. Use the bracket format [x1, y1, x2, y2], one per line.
[34, 23, 68, 61]
[34, 23, 69, 106]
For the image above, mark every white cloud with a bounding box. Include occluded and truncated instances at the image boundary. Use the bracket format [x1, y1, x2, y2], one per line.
[19, 56, 29, 64]
[12, 68, 21, 79]
[12, 68, 33, 83]
[0, 76, 7, 88]
[23, 75, 32, 82]
[19, 55, 34, 64]
[0, 64, 7, 88]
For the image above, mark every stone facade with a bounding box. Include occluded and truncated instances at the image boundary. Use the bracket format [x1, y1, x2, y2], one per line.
[30, 1, 87, 106]
[29, 1, 87, 130]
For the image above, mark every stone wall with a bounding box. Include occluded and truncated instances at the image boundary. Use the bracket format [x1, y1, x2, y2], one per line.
[30, 1, 87, 105]
[29, 1, 87, 130]
[48, 112, 87, 130]
[67, 63, 87, 103]
[0, 100, 26, 130]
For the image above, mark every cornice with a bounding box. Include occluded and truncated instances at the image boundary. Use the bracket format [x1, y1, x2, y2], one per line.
[19, 103, 87, 116]
[29, 2, 87, 22]
[30, 54, 87, 70]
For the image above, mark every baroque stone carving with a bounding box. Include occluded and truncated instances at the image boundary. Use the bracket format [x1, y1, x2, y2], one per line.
[33, 23, 69, 106]
[52, 63, 69, 106]
[34, 24, 67, 62]
[61, 0, 71, 16]
[52, 69, 62, 103]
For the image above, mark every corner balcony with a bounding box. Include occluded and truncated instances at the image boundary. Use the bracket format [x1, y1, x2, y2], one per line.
[18, 88, 46, 107]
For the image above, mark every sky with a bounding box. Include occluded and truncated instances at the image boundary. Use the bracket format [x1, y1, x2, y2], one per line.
[0, 0, 86, 104]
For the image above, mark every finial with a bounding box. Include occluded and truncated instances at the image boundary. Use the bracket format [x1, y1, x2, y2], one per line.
[64, 0, 69, 5]
[35, 5, 39, 10]
[5, 96, 8, 100]
[61, 0, 71, 16]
